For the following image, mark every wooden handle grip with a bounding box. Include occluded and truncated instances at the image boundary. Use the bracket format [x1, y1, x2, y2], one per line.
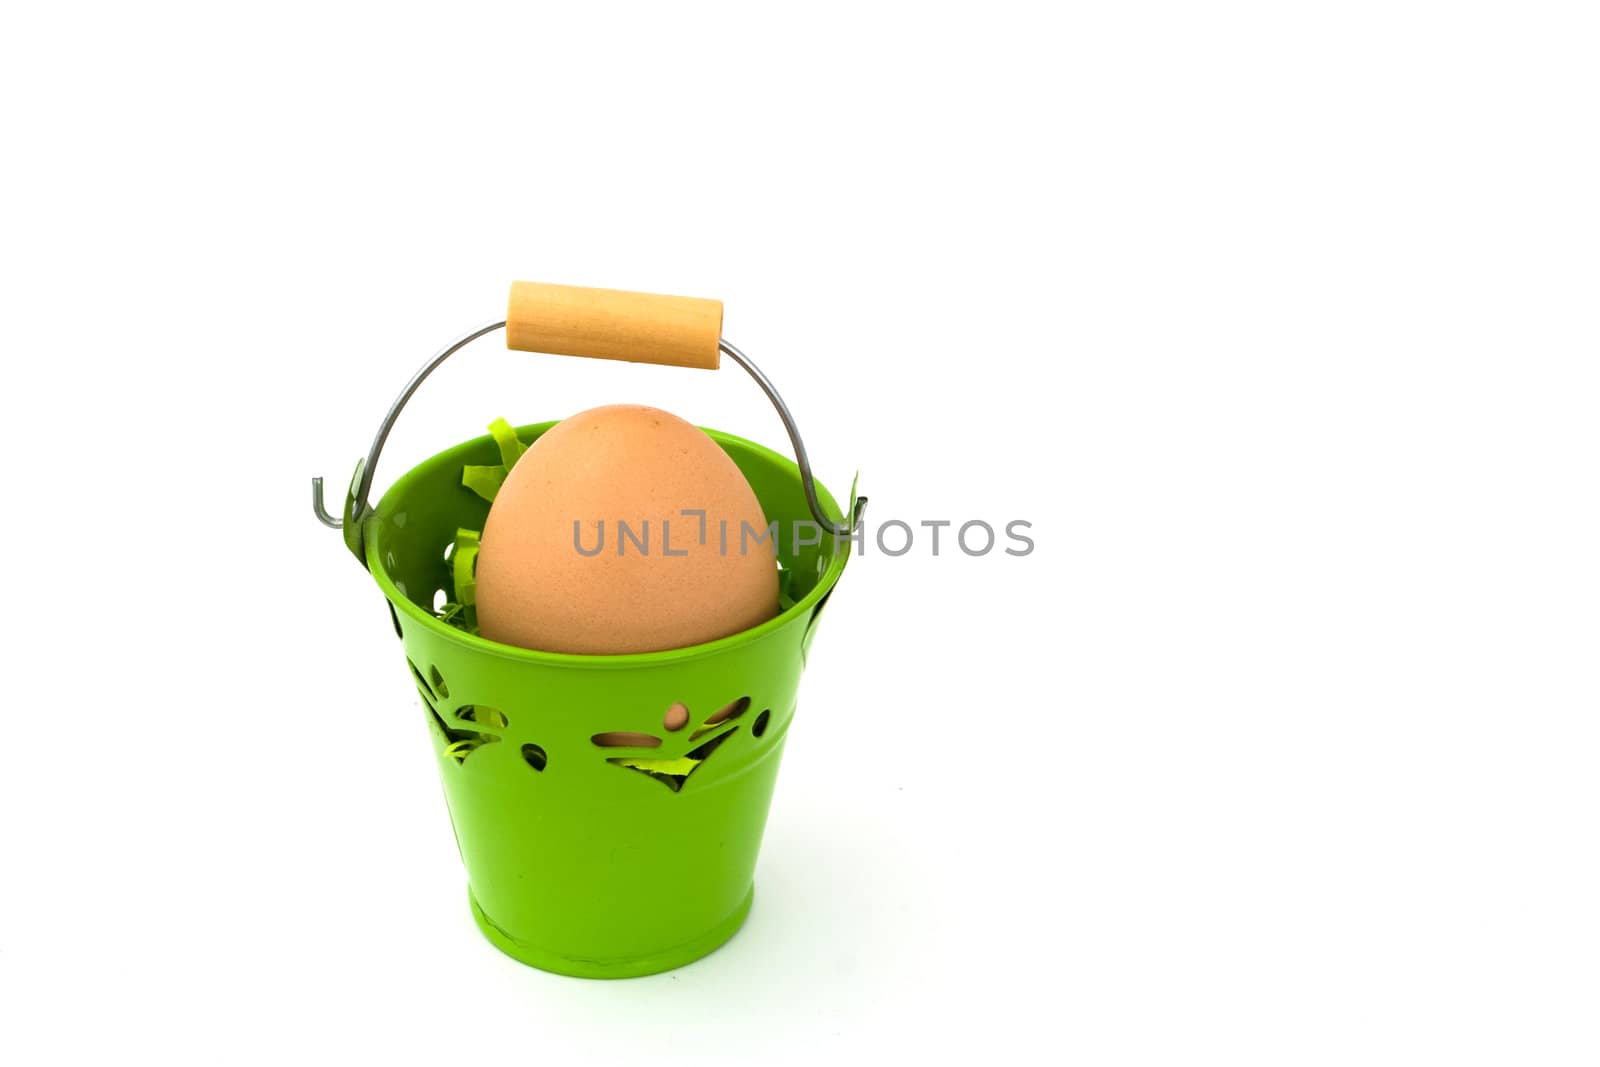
[505, 281, 723, 370]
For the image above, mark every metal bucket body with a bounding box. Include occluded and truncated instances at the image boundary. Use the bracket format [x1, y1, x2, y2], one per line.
[366, 422, 850, 977]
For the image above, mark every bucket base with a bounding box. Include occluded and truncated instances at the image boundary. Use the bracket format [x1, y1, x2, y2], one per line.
[468, 885, 754, 979]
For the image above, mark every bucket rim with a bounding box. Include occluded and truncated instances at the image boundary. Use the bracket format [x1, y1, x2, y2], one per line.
[366, 422, 853, 669]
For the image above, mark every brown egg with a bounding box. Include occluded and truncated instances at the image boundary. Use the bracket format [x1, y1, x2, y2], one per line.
[475, 404, 779, 654]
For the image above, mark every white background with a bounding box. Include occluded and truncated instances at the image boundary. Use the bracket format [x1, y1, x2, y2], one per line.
[2, 3, 1596, 1064]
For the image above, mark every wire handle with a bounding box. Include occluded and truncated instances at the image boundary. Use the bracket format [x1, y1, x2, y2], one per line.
[312, 301, 865, 557]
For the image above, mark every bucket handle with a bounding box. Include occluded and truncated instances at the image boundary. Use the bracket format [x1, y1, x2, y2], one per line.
[311, 285, 866, 561]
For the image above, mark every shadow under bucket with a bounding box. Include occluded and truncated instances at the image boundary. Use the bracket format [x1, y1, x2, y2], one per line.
[367, 421, 853, 978]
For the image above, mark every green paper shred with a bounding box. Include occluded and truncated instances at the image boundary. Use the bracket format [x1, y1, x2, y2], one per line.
[488, 417, 526, 470]
[462, 465, 506, 502]
[461, 419, 527, 503]
[444, 740, 480, 762]
[453, 528, 481, 610]
[442, 418, 529, 635]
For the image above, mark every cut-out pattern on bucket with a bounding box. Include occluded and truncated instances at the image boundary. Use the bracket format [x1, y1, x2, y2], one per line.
[592, 731, 662, 749]
[408, 659, 435, 701]
[457, 705, 508, 729]
[430, 665, 450, 699]
[421, 698, 501, 764]
[521, 743, 548, 771]
[607, 729, 737, 793]
[752, 709, 771, 738]
[689, 697, 750, 741]
[411, 662, 501, 764]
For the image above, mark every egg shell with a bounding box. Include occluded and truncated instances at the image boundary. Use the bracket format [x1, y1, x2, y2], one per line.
[475, 404, 779, 655]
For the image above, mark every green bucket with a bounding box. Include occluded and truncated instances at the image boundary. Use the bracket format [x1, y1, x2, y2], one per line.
[313, 296, 861, 978]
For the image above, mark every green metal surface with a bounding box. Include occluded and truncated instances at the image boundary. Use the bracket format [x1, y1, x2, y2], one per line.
[361, 422, 852, 978]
